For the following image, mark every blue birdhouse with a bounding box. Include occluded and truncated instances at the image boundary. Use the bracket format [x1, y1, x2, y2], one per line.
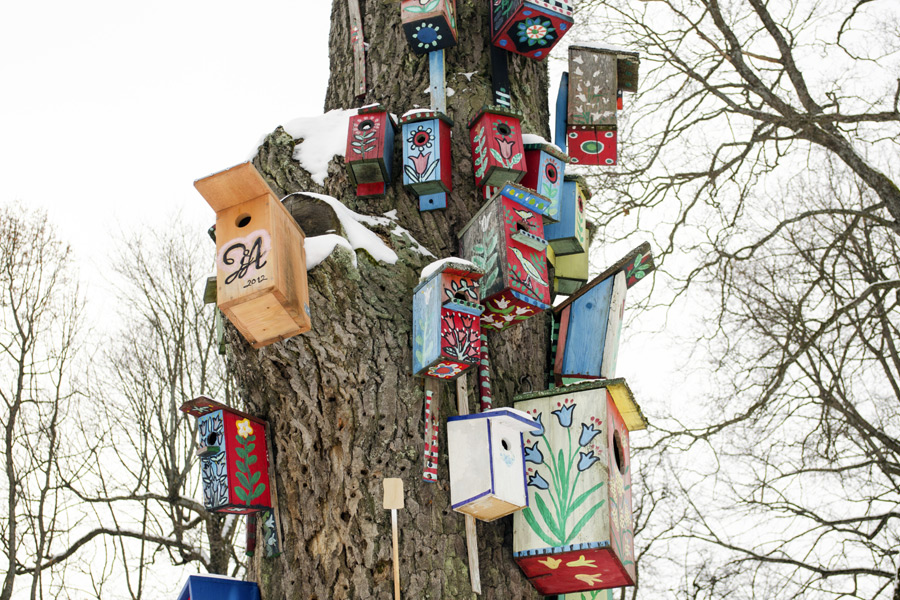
[544, 174, 589, 256]
[400, 109, 454, 211]
[176, 575, 260, 600]
[519, 135, 569, 223]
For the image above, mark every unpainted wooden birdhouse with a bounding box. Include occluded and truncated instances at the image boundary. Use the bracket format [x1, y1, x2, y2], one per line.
[459, 184, 551, 331]
[176, 575, 261, 600]
[553, 243, 654, 385]
[447, 408, 537, 521]
[345, 104, 397, 197]
[513, 379, 648, 596]
[545, 174, 589, 256]
[413, 260, 484, 380]
[469, 106, 527, 189]
[180, 397, 272, 514]
[491, 0, 574, 61]
[401, 0, 458, 54]
[195, 162, 311, 348]
[400, 109, 453, 211]
[519, 136, 569, 223]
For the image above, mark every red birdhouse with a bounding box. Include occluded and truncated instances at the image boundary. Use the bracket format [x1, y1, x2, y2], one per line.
[345, 104, 397, 197]
[469, 105, 527, 189]
[491, 0, 574, 61]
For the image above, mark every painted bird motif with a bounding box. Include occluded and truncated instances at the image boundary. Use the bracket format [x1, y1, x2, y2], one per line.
[511, 247, 548, 288]
[513, 208, 534, 223]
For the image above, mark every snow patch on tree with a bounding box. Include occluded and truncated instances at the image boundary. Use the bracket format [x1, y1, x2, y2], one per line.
[280, 109, 357, 185]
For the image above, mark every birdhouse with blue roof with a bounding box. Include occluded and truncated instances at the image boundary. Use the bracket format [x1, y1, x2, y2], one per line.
[553, 243, 654, 385]
[413, 259, 484, 380]
[491, 0, 574, 61]
[176, 575, 260, 600]
[459, 184, 551, 331]
[469, 106, 527, 189]
[400, 109, 453, 211]
[447, 408, 537, 521]
[519, 135, 569, 223]
[345, 104, 397, 197]
[180, 396, 272, 514]
[545, 174, 589, 256]
[512, 379, 648, 596]
[401, 0, 458, 54]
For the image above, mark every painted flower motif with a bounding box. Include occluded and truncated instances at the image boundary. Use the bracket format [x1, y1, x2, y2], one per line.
[408, 125, 434, 149]
[414, 23, 442, 49]
[236, 418, 254, 438]
[516, 18, 555, 47]
[544, 160, 558, 183]
[515, 306, 531, 315]
[528, 471, 550, 490]
[577, 450, 601, 472]
[408, 151, 432, 175]
[579, 423, 601, 447]
[429, 362, 463, 378]
[524, 442, 543, 464]
[529, 412, 544, 436]
[446, 278, 478, 302]
[495, 136, 516, 160]
[574, 573, 604, 587]
[611, 467, 626, 502]
[494, 297, 510, 310]
[539, 557, 561, 570]
[551, 402, 575, 428]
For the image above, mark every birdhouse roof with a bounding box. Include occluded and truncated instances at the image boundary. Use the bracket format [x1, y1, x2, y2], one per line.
[563, 174, 592, 200]
[447, 407, 538, 433]
[514, 378, 648, 431]
[467, 104, 524, 129]
[180, 396, 268, 426]
[553, 241, 654, 313]
[418, 257, 484, 284]
[569, 43, 640, 60]
[399, 109, 454, 127]
[194, 162, 275, 214]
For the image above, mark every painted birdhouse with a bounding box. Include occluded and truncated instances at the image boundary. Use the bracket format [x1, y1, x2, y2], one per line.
[469, 105, 527, 189]
[490, 0, 574, 61]
[553, 247, 589, 297]
[544, 175, 589, 256]
[176, 575, 260, 600]
[447, 408, 537, 521]
[512, 379, 648, 595]
[413, 259, 484, 380]
[400, 109, 453, 211]
[520, 135, 569, 223]
[566, 126, 617, 166]
[401, 0, 458, 54]
[180, 396, 272, 514]
[459, 184, 551, 331]
[553, 243, 654, 385]
[195, 162, 311, 348]
[345, 104, 397, 197]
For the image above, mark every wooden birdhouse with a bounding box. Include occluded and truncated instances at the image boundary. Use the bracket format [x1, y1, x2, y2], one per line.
[554, 243, 654, 385]
[512, 379, 648, 596]
[545, 175, 589, 256]
[553, 247, 589, 297]
[345, 104, 397, 197]
[490, 0, 574, 61]
[180, 396, 272, 514]
[469, 106, 527, 189]
[459, 184, 551, 331]
[519, 135, 569, 223]
[413, 259, 484, 380]
[566, 126, 617, 166]
[447, 408, 538, 521]
[195, 162, 311, 348]
[177, 575, 260, 600]
[401, 0, 458, 54]
[400, 109, 453, 211]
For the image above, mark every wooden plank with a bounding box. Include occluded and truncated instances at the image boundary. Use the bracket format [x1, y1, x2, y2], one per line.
[600, 271, 627, 379]
[263, 423, 284, 556]
[194, 162, 272, 214]
[553, 305, 570, 382]
[429, 50, 447, 114]
[455, 374, 482, 595]
[382, 478, 404, 600]
[348, 0, 367, 98]
[554, 72, 569, 152]
[561, 275, 614, 379]
[490, 44, 512, 108]
[553, 241, 653, 314]
[568, 47, 617, 127]
[422, 380, 439, 482]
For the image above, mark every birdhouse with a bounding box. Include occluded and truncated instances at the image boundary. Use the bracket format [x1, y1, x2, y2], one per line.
[459, 184, 551, 331]
[176, 575, 260, 600]
[400, 109, 453, 211]
[401, 0, 458, 54]
[447, 408, 538, 521]
[345, 104, 397, 197]
[180, 396, 272, 514]
[195, 162, 311, 348]
[566, 126, 617, 166]
[512, 379, 648, 596]
[490, 0, 574, 61]
[469, 105, 527, 189]
[544, 175, 589, 256]
[519, 135, 569, 223]
[553, 247, 589, 297]
[412, 259, 485, 380]
[553, 243, 654, 385]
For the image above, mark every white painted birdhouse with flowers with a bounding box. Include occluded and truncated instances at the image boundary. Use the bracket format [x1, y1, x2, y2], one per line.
[511, 380, 648, 596]
[446, 408, 537, 521]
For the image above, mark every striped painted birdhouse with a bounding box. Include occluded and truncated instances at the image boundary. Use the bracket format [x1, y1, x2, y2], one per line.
[345, 104, 397, 197]
[491, 0, 574, 61]
[469, 105, 527, 189]
[400, 109, 453, 211]
[401, 0, 458, 54]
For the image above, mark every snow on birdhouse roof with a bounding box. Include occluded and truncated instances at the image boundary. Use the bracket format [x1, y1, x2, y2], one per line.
[419, 257, 482, 282]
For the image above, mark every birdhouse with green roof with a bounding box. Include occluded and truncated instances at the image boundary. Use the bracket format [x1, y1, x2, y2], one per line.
[491, 0, 574, 61]
[401, 0, 458, 55]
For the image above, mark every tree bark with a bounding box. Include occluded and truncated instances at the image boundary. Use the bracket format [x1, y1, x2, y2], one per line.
[236, 1, 551, 598]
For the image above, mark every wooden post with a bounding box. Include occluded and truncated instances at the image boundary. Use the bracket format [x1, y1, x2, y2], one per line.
[383, 478, 405, 600]
[429, 50, 447, 114]
[478, 334, 493, 412]
[349, 0, 367, 98]
[455, 374, 482, 595]
[490, 45, 511, 109]
[263, 423, 284, 555]
[422, 381, 439, 482]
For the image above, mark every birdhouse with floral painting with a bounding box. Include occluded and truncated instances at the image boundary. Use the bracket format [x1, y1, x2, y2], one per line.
[413, 259, 484, 380]
[345, 104, 397, 197]
[491, 0, 574, 61]
[553, 243, 654, 385]
[180, 397, 272, 514]
[447, 408, 537, 521]
[520, 135, 569, 223]
[459, 184, 551, 331]
[469, 106, 527, 189]
[400, 109, 453, 211]
[176, 575, 261, 600]
[401, 0, 458, 55]
[545, 174, 589, 256]
[195, 162, 311, 348]
[512, 379, 648, 596]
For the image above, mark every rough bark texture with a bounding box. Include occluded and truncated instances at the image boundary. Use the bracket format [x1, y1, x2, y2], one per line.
[236, 1, 552, 598]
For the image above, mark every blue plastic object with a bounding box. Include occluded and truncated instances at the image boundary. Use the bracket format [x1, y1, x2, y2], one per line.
[176, 575, 261, 600]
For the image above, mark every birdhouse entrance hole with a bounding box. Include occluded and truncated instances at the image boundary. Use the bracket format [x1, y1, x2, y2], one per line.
[500, 438, 510, 451]
[236, 214, 252, 228]
[206, 432, 219, 446]
[613, 430, 624, 473]
[496, 123, 512, 136]
[358, 119, 374, 132]
[454, 291, 468, 301]
[516, 222, 528, 232]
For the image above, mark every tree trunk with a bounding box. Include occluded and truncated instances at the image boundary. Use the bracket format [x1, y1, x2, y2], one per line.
[238, 1, 551, 598]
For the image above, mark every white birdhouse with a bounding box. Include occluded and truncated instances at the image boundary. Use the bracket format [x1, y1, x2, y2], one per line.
[447, 408, 538, 521]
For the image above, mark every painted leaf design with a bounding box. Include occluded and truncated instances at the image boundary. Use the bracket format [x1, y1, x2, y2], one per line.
[490, 148, 504, 163]
[508, 153, 523, 166]
[521, 507, 558, 547]
[566, 498, 606, 542]
[236, 470, 251, 490]
[404, 165, 419, 182]
[421, 159, 439, 181]
[534, 493, 562, 542]
[235, 485, 248, 502]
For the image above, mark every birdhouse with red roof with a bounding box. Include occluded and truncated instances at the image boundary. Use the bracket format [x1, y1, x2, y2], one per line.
[520, 135, 569, 223]
[513, 379, 648, 596]
[491, 0, 574, 61]
[180, 397, 272, 514]
[459, 184, 551, 331]
[401, 0, 458, 54]
[413, 259, 485, 380]
[176, 575, 260, 600]
[469, 106, 527, 189]
[400, 109, 453, 211]
[345, 104, 397, 197]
